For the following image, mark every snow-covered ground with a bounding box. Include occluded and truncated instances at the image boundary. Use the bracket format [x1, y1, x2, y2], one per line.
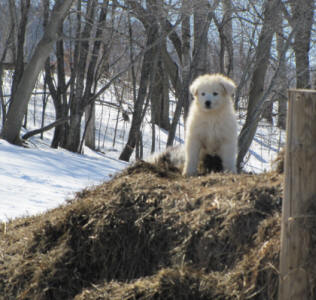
[0, 74, 285, 221]
[0, 138, 127, 221]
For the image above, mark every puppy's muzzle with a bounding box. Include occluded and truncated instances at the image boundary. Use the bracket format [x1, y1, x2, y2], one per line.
[205, 100, 211, 109]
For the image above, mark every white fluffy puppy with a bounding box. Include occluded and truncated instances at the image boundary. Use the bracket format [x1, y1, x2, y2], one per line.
[182, 74, 238, 176]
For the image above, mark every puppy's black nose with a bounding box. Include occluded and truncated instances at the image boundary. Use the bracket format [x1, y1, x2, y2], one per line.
[205, 100, 211, 108]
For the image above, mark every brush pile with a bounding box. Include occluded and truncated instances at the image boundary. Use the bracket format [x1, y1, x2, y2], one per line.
[0, 161, 283, 299]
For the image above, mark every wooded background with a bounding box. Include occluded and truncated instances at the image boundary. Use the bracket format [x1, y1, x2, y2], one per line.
[0, 0, 315, 171]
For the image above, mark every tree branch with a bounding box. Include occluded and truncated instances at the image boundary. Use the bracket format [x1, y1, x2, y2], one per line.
[22, 117, 71, 140]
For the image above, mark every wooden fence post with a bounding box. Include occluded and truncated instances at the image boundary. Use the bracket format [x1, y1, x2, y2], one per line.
[279, 89, 316, 300]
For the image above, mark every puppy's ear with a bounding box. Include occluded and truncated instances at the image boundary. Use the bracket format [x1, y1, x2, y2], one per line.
[220, 78, 236, 96]
[189, 79, 199, 97]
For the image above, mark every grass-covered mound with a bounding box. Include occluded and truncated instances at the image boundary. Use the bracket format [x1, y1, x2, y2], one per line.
[0, 161, 282, 299]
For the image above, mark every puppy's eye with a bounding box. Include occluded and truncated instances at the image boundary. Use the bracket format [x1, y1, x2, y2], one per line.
[213, 92, 218, 96]
[201, 92, 205, 96]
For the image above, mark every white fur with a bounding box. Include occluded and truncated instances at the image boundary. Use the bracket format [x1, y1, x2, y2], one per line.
[183, 73, 238, 176]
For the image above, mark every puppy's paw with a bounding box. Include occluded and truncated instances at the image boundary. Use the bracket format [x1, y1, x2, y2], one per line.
[182, 166, 197, 177]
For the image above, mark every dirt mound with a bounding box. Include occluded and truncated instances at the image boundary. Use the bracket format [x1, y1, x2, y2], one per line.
[0, 161, 283, 299]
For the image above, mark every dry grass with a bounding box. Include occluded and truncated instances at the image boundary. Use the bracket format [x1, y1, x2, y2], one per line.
[0, 161, 284, 299]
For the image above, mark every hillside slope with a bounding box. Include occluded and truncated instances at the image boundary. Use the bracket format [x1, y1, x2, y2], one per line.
[0, 162, 283, 299]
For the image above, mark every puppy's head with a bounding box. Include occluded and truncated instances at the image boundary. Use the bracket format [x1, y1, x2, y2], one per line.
[190, 74, 236, 112]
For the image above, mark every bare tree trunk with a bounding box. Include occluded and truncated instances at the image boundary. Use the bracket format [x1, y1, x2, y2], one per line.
[0, 0, 74, 145]
[237, 0, 281, 171]
[112, 105, 120, 149]
[10, 0, 30, 97]
[277, 93, 287, 130]
[83, 1, 108, 150]
[161, 61, 170, 130]
[119, 22, 159, 162]
[0, 68, 5, 127]
[262, 97, 273, 123]
[166, 0, 191, 146]
[151, 55, 170, 131]
[223, 0, 233, 76]
[51, 33, 69, 148]
[151, 114, 156, 153]
[65, 0, 109, 153]
[84, 102, 95, 150]
[189, 0, 218, 115]
[180, 0, 193, 121]
[40, 75, 48, 139]
[276, 11, 287, 130]
[0, 20, 15, 126]
[65, 0, 96, 152]
[289, 0, 314, 88]
[216, 0, 233, 76]
[0, 67, 5, 127]
[7, 0, 17, 63]
[191, 0, 211, 80]
[234, 27, 255, 110]
[163, 43, 184, 146]
[41, 0, 69, 149]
